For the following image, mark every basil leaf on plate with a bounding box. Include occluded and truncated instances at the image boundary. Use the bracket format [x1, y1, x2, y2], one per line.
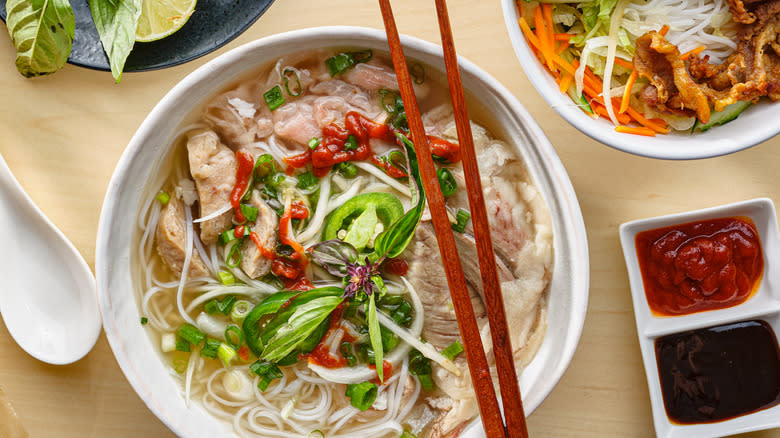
[87, 0, 142, 82]
[5, 0, 75, 77]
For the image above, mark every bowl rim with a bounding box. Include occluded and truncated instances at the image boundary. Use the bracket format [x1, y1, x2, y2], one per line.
[96, 25, 590, 437]
[500, 0, 780, 160]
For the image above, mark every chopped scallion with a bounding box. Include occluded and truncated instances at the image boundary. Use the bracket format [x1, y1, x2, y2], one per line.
[325, 53, 355, 76]
[240, 204, 259, 222]
[175, 335, 191, 353]
[161, 333, 176, 353]
[297, 171, 319, 190]
[409, 349, 434, 391]
[440, 340, 464, 361]
[254, 154, 275, 179]
[340, 342, 357, 367]
[218, 343, 237, 367]
[350, 49, 373, 63]
[264, 85, 286, 111]
[172, 358, 188, 374]
[225, 325, 244, 350]
[345, 381, 378, 411]
[140, 317, 148, 325]
[336, 161, 357, 179]
[308, 431, 325, 438]
[308, 137, 320, 150]
[401, 431, 418, 438]
[218, 270, 236, 285]
[155, 190, 170, 205]
[344, 135, 358, 151]
[204, 299, 220, 315]
[451, 208, 470, 233]
[436, 167, 457, 197]
[226, 241, 243, 268]
[178, 323, 205, 346]
[282, 68, 303, 97]
[218, 228, 237, 246]
[200, 337, 221, 359]
[250, 360, 284, 391]
[231, 300, 252, 325]
[218, 295, 237, 315]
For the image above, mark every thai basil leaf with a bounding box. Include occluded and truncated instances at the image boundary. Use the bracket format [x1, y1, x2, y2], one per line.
[367, 293, 384, 382]
[373, 132, 425, 259]
[261, 295, 344, 363]
[87, 0, 142, 82]
[310, 239, 359, 276]
[6, 0, 75, 77]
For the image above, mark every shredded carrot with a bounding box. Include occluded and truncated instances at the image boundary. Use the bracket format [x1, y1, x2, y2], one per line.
[625, 106, 670, 133]
[615, 126, 656, 136]
[559, 73, 573, 93]
[534, 6, 555, 71]
[543, 3, 555, 56]
[591, 101, 632, 124]
[614, 58, 634, 71]
[556, 41, 570, 55]
[619, 70, 638, 114]
[555, 33, 574, 41]
[680, 45, 706, 60]
[518, 18, 543, 53]
[659, 24, 670, 36]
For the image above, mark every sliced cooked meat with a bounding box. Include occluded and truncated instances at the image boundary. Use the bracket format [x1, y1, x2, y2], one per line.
[634, 31, 712, 122]
[272, 96, 322, 146]
[239, 191, 278, 278]
[187, 130, 236, 245]
[156, 196, 210, 278]
[203, 82, 274, 148]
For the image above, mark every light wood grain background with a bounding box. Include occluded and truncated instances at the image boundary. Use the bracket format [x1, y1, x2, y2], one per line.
[0, 1, 778, 437]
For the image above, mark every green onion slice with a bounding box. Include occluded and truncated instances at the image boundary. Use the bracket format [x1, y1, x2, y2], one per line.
[254, 154, 275, 179]
[451, 208, 470, 233]
[178, 323, 205, 346]
[218, 270, 236, 286]
[250, 360, 284, 391]
[240, 204, 259, 223]
[231, 300, 253, 325]
[336, 162, 358, 179]
[345, 381, 378, 411]
[350, 49, 373, 63]
[325, 53, 356, 76]
[200, 337, 221, 359]
[264, 85, 286, 111]
[308, 137, 320, 150]
[344, 135, 358, 151]
[282, 68, 303, 97]
[226, 241, 243, 268]
[440, 340, 464, 361]
[308, 431, 325, 438]
[155, 190, 170, 205]
[218, 295, 237, 315]
[218, 343, 237, 367]
[225, 325, 244, 350]
[140, 317, 148, 325]
[297, 171, 319, 190]
[204, 299, 220, 315]
[172, 358, 188, 374]
[436, 167, 458, 197]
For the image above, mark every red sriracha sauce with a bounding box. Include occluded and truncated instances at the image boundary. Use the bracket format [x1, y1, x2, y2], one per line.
[428, 135, 460, 163]
[369, 361, 394, 384]
[290, 201, 310, 220]
[383, 258, 409, 276]
[307, 304, 349, 368]
[230, 151, 255, 223]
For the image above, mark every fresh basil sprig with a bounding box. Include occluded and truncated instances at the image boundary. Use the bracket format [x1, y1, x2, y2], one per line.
[88, 0, 142, 82]
[261, 295, 344, 363]
[373, 132, 425, 259]
[6, 0, 75, 77]
[367, 292, 384, 381]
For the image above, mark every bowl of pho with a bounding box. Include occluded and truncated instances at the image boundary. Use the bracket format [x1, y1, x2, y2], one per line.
[502, 0, 780, 159]
[96, 26, 589, 438]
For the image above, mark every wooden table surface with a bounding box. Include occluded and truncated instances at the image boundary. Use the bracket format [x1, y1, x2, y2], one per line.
[0, 1, 778, 437]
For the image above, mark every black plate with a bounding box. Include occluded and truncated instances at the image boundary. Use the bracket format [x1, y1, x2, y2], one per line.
[0, 0, 275, 72]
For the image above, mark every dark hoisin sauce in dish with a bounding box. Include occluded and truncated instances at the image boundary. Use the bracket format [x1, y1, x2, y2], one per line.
[635, 217, 763, 316]
[655, 320, 780, 424]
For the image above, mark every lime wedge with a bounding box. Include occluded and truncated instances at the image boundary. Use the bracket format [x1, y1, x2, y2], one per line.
[135, 0, 197, 43]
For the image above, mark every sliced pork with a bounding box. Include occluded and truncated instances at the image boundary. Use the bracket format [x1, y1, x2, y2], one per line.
[239, 191, 278, 278]
[156, 196, 209, 278]
[187, 130, 236, 245]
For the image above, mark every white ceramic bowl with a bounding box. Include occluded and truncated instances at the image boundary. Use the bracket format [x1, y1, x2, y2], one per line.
[501, 0, 780, 160]
[620, 198, 780, 438]
[96, 26, 589, 437]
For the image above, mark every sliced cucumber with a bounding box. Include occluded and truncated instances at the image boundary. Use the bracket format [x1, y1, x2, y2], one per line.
[692, 101, 753, 133]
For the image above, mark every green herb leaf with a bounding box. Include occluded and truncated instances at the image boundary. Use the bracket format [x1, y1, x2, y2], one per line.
[367, 293, 384, 382]
[6, 0, 75, 77]
[441, 340, 464, 361]
[261, 295, 344, 363]
[87, 0, 142, 83]
[373, 133, 425, 259]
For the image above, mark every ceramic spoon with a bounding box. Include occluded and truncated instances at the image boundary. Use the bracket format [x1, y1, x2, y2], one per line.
[0, 153, 101, 365]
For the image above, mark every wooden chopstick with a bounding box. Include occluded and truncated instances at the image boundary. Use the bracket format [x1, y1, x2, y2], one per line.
[433, 1, 530, 436]
[377, 1, 510, 437]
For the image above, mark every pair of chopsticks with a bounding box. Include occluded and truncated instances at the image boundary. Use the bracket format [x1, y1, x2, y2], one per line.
[378, 1, 529, 437]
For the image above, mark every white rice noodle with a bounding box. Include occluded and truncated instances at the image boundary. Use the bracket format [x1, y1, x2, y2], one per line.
[295, 173, 332, 243]
[603, 0, 631, 126]
[193, 203, 232, 224]
[196, 312, 229, 340]
[325, 176, 364, 214]
[176, 206, 197, 326]
[184, 344, 201, 407]
[353, 162, 411, 198]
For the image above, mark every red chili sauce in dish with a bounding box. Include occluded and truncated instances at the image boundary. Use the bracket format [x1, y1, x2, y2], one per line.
[635, 217, 763, 316]
[655, 320, 780, 424]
